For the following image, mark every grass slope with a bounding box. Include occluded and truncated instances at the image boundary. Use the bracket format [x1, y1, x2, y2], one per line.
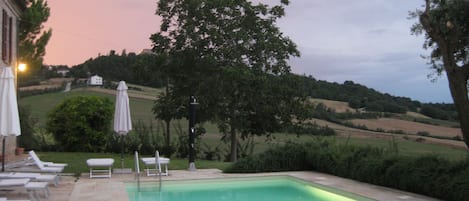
[19, 87, 469, 162]
[19, 88, 156, 127]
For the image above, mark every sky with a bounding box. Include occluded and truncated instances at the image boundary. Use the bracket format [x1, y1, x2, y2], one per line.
[42, 0, 453, 103]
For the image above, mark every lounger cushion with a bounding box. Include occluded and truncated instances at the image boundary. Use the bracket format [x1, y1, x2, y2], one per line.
[38, 166, 64, 173]
[0, 172, 58, 186]
[0, 178, 30, 187]
[86, 159, 114, 167]
[141, 157, 170, 165]
[86, 158, 114, 178]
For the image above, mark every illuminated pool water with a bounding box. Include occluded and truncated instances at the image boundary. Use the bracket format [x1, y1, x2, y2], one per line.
[126, 176, 373, 201]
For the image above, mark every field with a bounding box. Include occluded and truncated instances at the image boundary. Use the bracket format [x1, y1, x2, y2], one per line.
[349, 118, 462, 138]
[19, 87, 157, 126]
[310, 98, 356, 113]
[18, 85, 469, 161]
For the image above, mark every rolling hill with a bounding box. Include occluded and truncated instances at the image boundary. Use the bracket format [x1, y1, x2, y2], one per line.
[18, 83, 467, 160]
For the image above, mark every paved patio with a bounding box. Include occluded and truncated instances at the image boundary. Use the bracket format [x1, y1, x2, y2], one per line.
[1, 169, 441, 201]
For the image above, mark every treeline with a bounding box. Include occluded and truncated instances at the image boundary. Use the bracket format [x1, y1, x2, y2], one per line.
[68, 50, 167, 88]
[62, 51, 457, 121]
[297, 75, 457, 121]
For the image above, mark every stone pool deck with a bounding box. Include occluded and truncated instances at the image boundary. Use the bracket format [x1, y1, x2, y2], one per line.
[1, 169, 441, 201]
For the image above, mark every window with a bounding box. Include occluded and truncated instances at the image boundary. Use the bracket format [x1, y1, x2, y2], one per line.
[2, 9, 12, 64]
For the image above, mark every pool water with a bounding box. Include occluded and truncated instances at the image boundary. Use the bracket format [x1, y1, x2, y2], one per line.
[126, 176, 373, 201]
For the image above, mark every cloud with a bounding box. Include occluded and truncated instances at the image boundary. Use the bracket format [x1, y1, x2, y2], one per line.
[273, 0, 451, 103]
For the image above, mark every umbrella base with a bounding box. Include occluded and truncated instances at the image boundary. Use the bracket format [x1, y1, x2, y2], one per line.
[113, 168, 132, 174]
[188, 162, 197, 172]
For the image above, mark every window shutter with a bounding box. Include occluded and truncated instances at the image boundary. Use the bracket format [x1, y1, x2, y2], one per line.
[8, 17, 12, 64]
[2, 9, 7, 62]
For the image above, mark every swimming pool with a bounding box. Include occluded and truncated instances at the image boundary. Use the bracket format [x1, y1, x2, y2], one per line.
[126, 176, 373, 201]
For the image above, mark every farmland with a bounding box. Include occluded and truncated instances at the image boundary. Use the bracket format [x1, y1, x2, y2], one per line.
[18, 85, 468, 161]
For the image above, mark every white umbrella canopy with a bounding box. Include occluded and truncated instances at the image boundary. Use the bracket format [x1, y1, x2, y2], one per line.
[0, 67, 21, 171]
[113, 81, 132, 170]
[114, 81, 132, 135]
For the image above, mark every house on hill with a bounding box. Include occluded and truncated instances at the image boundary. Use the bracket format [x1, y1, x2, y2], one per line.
[56, 66, 70, 77]
[88, 75, 103, 86]
[140, 49, 154, 55]
[0, 0, 26, 160]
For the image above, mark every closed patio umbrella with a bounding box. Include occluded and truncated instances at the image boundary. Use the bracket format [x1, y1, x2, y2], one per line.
[0, 67, 21, 171]
[113, 81, 132, 170]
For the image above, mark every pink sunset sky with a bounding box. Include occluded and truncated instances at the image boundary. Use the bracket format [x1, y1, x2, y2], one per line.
[41, 0, 452, 103]
[43, 0, 161, 66]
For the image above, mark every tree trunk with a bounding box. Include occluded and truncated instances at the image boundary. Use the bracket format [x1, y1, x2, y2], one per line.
[419, 0, 469, 148]
[446, 70, 469, 147]
[164, 77, 171, 148]
[230, 127, 237, 162]
[165, 120, 170, 147]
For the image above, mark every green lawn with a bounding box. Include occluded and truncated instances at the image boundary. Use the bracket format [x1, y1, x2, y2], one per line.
[38, 133, 468, 175]
[38, 152, 232, 175]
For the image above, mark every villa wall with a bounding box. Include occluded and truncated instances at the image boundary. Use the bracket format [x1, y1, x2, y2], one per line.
[0, 0, 24, 160]
[3, 136, 16, 161]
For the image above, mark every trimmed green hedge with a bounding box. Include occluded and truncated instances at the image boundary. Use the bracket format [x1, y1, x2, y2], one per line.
[224, 143, 307, 173]
[224, 142, 469, 201]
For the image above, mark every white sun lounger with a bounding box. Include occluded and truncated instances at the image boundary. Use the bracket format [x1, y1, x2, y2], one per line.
[16, 151, 67, 174]
[0, 179, 49, 201]
[86, 158, 114, 178]
[28, 150, 67, 168]
[0, 172, 59, 186]
[0, 197, 30, 201]
[141, 151, 170, 176]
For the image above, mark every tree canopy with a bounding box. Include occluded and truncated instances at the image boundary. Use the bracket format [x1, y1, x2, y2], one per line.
[18, 0, 52, 79]
[151, 0, 305, 161]
[410, 0, 469, 148]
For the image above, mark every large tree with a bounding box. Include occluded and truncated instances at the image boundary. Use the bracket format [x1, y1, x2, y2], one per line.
[151, 0, 305, 161]
[410, 0, 469, 148]
[18, 0, 52, 78]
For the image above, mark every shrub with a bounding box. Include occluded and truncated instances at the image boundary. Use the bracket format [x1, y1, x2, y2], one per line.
[417, 131, 430, 136]
[18, 105, 39, 150]
[201, 143, 224, 161]
[46, 96, 113, 152]
[452, 136, 462, 141]
[174, 123, 204, 158]
[376, 128, 385, 132]
[224, 142, 307, 173]
[19, 87, 63, 98]
[388, 129, 405, 134]
[104, 119, 165, 156]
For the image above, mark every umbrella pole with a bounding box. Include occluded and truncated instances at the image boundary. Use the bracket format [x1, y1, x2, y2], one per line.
[121, 135, 124, 169]
[2, 138, 5, 172]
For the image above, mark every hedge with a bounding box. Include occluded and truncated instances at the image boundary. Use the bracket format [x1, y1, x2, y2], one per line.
[224, 142, 469, 201]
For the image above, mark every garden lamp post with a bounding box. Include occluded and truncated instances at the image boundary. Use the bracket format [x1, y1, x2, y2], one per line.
[188, 95, 198, 171]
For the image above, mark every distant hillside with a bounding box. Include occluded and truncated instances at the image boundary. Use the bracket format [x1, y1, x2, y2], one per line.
[67, 52, 457, 122]
[296, 75, 457, 121]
